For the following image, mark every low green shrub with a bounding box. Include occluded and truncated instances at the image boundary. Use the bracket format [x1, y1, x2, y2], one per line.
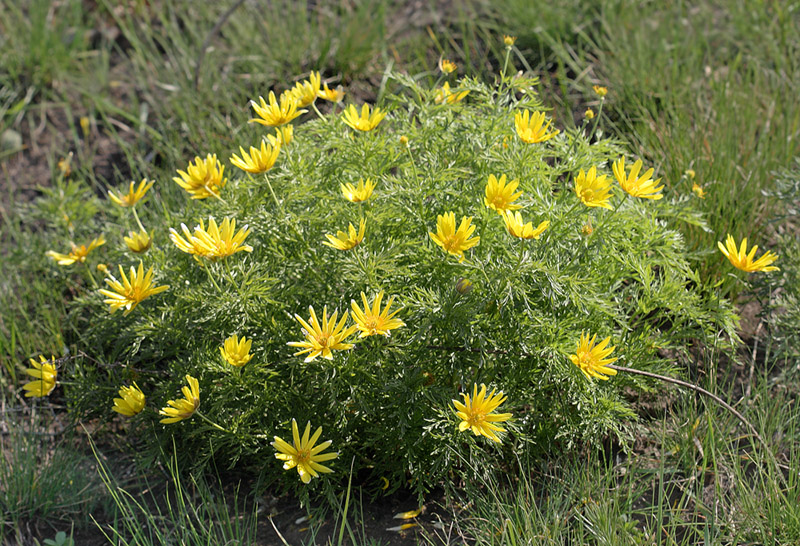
[28, 64, 738, 499]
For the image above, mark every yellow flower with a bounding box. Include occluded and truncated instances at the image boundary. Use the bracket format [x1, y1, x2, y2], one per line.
[452, 383, 512, 443]
[574, 166, 613, 209]
[692, 182, 706, 199]
[124, 229, 152, 253]
[46, 235, 106, 266]
[593, 85, 608, 97]
[434, 82, 470, 104]
[717, 235, 779, 273]
[340, 178, 376, 203]
[399, 135, 409, 147]
[173, 154, 227, 200]
[113, 383, 146, 417]
[429, 212, 480, 260]
[318, 82, 345, 103]
[98, 261, 169, 315]
[612, 157, 664, 200]
[569, 333, 618, 380]
[288, 71, 321, 108]
[267, 124, 294, 147]
[249, 91, 306, 127]
[108, 179, 154, 207]
[439, 58, 457, 74]
[584, 108, 595, 120]
[159, 375, 200, 424]
[455, 278, 473, 295]
[581, 222, 593, 236]
[484, 174, 523, 213]
[220, 334, 253, 367]
[23, 356, 57, 398]
[342, 104, 387, 132]
[685, 169, 696, 179]
[350, 291, 405, 338]
[322, 219, 366, 251]
[169, 217, 253, 260]
[230, 139, 280, 174]
[272, 419, 338, 484]
[501, 211, 549, 240]
[288, 305, 358, 362]
[57, 155, 72, 177]
[514, 110, 559, 144]
[503, 35, 517, 46]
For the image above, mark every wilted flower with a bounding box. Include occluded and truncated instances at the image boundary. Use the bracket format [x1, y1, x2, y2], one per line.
[484, 174, 522, 213]
[249, 91, 306, 127]
[340, 178, 376, 203]
[692, 182, 706, 199]
[342, 104, 387, 132]
[434, 82, 469, 104]
[685, 169, 696, 179]
[452, 383, 512, 443]
[718, 235, 779, 273]
[429, 212, 479, 260]
[159, 375, 200, 424]
[124, 229, 152, 253]
[455, 278, 473, 295]
[23, 356, 57, 398]
[515, 110, 559, 143]
[113, 383, 146, 417]
[350, 291, 405, 338]
[272, 419, 338, 484]
[612, 157, 664, 200]
[98, 261, 169, 315]
[318, 83, 345, 103]
[169, 217, 253, 260]
[173, 154, 227, 200]
[574, 166, 613, 209]
[108, 179, 154, 208]
[288, 71, 321, 108]
[46, 235, 106, 266]
[593, 85, 608, 97]
[501, 211, 549, 240]
[288, 305, 358, 362]
[322, 219, 366, 251]
[220, 334, 253, 367]
[569, 333, 618, 380]
[230, 139, 280, 174]
[439, 58, 457, 74]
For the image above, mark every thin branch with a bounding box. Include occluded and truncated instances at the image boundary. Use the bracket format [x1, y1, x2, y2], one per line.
[193, 0, 248, 91]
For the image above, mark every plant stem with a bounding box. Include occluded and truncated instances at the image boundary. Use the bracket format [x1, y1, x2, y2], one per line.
[201, 260, 223, 293]
[311, 100, 326, 122]
[196, 411, 232, 434]
[131, 206, 146, 233]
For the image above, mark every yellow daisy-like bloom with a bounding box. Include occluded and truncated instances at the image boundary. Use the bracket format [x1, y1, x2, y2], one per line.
[108, 179, 154, 208]
[503, 35, 516, 46]
[429, 212, 480, 260]
[350, 291, 405, 338]
[272, 419, 338, 484]
[318, 82, 345, 103]
[342, 104, 387, 132]
[612, 157, 664, 200]
[112, 383, 146, 417]
[124, 229, 152, 254]
[439, 58, 457, 74]
[514, 110, 559, 144]
[574, 166, 613, 209]
[452, 383, 512, 443]
[46, 235, 106, 266]
[434, 82, 470, 104]
[692, 183, 706, 199]
[173, 154, 227, 200]
[569, 332, 618, 380]
[230, 139, 280, 174]
[169, 217, 253, 260]
[159, 375, 200, 424]
[340, 178, 376, 203]
[288, 71, 321, 108]
[288, 305, 358, 362]
[267, 125, 294, 147]
[322, 219, 366, 251]
[501, 211, 549, 240]
[98, 261, 169, 316]
[717, 235, 779, 273]
[249, 91, 306, 127]
[23, 356, 57, 398]
[220, 334, 253, 367]
[484, 174, 523, 214]
[593, 85, 608, 97]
